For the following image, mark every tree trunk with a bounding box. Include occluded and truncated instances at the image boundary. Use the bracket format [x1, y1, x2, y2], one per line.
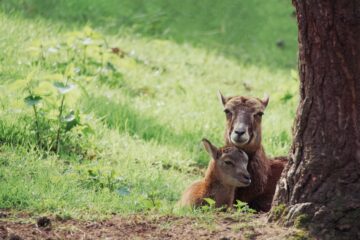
[271, 1, 360, 239]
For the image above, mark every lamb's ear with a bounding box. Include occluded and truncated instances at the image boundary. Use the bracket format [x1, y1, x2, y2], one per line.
[261, 94, 270, 108]
[217, 90, 228, 107]
[202, 138, 220, 160]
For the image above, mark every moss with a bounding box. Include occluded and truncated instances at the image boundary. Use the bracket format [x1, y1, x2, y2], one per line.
[270, 204, 287, 221]
[294, 214, 311, 229]
[243, 230, 258, 240]
[235, 222, 253, 231]
[289, 230, 312, 240]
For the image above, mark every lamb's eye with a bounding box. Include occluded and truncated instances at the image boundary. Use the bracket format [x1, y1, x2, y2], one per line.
[224, 160, 234, 166]
[224, 109, 232, 116]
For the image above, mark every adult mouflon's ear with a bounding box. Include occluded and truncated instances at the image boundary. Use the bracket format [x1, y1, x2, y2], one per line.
[217, 90, 228, 107]
[261, 94, 270, 108]
[202, 138, 220, 160]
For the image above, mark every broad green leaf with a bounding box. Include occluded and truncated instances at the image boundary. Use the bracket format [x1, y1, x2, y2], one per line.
[203, 198, 216, 207]
[116, 187, 131, 197]
[235, 200, 247, 208]
[24, 95, 42, 106]
[63, 110, 80, 131]
[63, 110, 75, 122]
[53, 82, 75, 94]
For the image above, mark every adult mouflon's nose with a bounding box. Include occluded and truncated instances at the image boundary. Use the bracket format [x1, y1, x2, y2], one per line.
[234, 129, 246, 136]
[231, 125, 250, 145]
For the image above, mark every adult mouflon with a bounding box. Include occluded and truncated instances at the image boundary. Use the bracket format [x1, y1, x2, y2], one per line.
[218, 92, 287, 212]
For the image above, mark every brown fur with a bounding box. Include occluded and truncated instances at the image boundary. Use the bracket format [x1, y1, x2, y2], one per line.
[219, 93, 286, 212]
[248, 157, 288, 212]
[179, 141, 250, 208]
[234, 147, 270, 205]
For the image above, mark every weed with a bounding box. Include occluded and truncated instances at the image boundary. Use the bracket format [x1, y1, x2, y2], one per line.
[234, 200, 256, 214]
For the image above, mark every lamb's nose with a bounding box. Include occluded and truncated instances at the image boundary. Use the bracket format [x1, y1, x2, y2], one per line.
[243, 174, 251, 182]
[235, 129, 246, 136]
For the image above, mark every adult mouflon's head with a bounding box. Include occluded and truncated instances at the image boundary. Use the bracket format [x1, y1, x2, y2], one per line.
[218, 91, 269, 153]
[202, 138, 251, 187]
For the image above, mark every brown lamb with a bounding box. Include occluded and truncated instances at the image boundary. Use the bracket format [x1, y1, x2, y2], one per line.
[179, 139, 251, 208]
[218, 92, 287, 212]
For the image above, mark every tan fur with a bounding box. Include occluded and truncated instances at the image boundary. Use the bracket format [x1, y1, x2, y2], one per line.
[179, 160, 236, 208]
[179, 141, 250, 208]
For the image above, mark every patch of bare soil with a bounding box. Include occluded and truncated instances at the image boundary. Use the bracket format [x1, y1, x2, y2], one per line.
[0, 211, 305, 240]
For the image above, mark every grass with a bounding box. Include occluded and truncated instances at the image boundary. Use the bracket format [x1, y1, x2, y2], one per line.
[0, 1, 298, 219]
[1, 0, 297, 69]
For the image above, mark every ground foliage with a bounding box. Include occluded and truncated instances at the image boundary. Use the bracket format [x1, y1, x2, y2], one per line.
[0, 1, 305, 238]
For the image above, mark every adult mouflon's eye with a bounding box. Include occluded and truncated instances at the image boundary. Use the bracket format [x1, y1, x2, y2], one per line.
[255, 112, 264, 117]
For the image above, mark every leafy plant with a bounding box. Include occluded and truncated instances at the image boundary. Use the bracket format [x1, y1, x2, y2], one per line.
[53, 79, 76, 153]
[198, 198, 217, 212]
[12, 67, 94, 157]
[24, 95, 42, 145]
[234, 200, 256, 214]
[5, 28, 125, 156]
[81, 168, 129, 192]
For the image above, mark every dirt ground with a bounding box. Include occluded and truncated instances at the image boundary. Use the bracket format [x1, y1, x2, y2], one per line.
[0, 211, 307, 240]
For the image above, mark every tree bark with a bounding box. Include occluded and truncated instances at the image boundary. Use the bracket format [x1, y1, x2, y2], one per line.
[271, 1, 360, 239]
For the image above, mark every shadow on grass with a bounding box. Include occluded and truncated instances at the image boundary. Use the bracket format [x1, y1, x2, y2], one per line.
[0, 0, 297, 70]
[84, 96, 209, 166]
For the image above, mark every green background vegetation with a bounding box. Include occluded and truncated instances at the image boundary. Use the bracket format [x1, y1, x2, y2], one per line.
[0, 0, 298, 218]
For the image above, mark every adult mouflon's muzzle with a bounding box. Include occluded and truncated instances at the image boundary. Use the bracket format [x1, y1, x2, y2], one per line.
[230, 125, 251, 145]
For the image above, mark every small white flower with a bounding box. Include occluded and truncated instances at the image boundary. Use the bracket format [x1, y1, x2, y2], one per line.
[74, 67, 81, 73]
[82, 38, 92, 45]
[47, 47, 58, 53]
[129, 50, 136, 57]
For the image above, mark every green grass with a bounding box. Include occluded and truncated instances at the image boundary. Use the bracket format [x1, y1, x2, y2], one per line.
[0, 1, 298, 218]
[1, 0, 297, 69]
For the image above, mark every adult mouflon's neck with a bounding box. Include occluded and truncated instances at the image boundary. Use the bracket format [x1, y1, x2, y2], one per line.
[234, 146, 271, 202]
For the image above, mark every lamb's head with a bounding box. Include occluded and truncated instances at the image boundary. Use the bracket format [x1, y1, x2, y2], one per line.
[218, 92, 269, 153]
[202, 138, 251, 187]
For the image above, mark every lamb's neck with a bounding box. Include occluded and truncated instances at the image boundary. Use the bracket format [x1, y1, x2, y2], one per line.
[204, 160, 235, 207]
